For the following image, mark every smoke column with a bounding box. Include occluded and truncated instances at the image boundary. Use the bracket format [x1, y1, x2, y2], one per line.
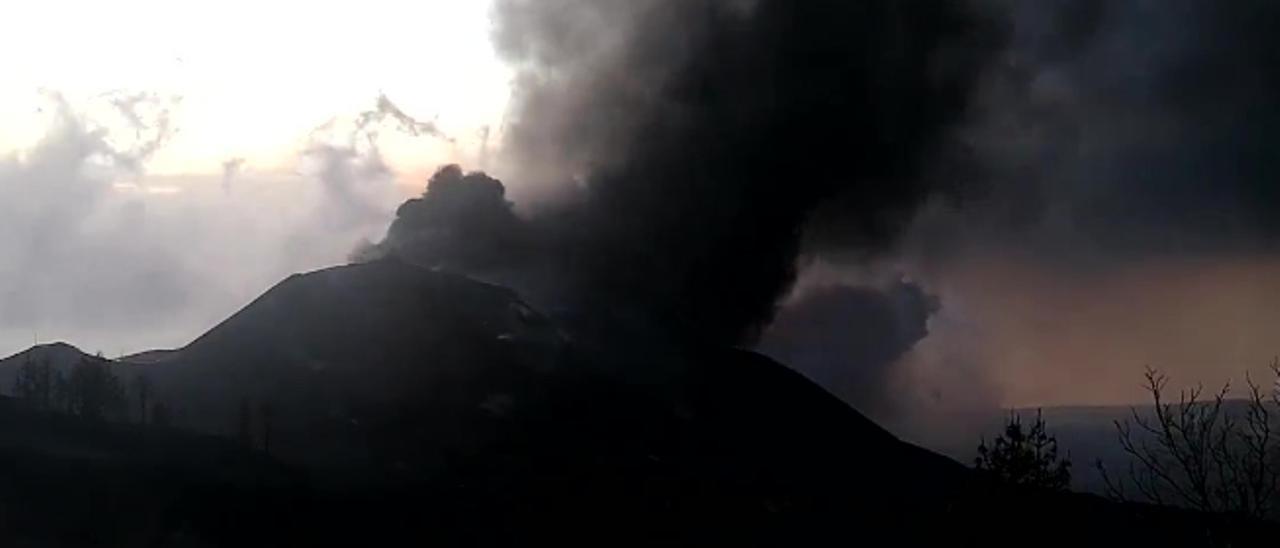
[370, 0, 1002, 349]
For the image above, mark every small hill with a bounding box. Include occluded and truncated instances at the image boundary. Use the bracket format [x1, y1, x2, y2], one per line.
[0, 342, 147, 397]
[174, 256, 565, 393]
[0, 342, 99, 377]
[129, 258, 569, 474]
[118, 348, 181, 365]
[0, 341, 93, 367]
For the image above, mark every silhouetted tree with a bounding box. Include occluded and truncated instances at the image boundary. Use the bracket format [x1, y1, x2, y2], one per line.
[237, 398, 253, 447]
[132, 373, 151, 425]
[976, 409, 1072, 491]
[51, 369, 69, 413]
[151, 402, 171, 428]
[67, 357, 124, 421]
[259, 401, 274, 454]
[12, 357, 31, 399]
[1098, 365, 1280, 519]
[13, 357, 53, 411]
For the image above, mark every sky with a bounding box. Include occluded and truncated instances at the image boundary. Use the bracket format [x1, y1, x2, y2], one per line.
[0, 0, 510, 175]
[0, 0, 510, 356]
[1, 0, 1278, 424]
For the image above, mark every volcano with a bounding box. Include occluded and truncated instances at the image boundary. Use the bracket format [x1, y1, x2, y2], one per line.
[1, 259, 1273, 545]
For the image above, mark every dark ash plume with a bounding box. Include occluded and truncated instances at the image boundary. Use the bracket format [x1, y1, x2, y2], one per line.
[371, 165, 530, 271]
[758, 281, 939, 415]
[917, 0, 1280, 261]
[371, 0, 1000, 345]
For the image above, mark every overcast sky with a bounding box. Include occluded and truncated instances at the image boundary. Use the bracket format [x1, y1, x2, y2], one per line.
[0, 0, 510, 174]
[0, 0, 509, 356]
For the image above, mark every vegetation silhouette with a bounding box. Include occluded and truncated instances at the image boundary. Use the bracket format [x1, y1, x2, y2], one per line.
[976, 410, 1072, 491]
[1098, 364, 1280, 520]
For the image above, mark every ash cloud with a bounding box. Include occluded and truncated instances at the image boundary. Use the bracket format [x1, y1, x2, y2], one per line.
[367, 165, 529, 271]
[369, 0, 1280, 425]
[918, 0, 1280, 262]
[355, 93, 452, 143]
[757, 281, 939, 416]
[370, 0, 1002, 346]
[868, 0, 1280, 427]
[303, 94, 453, 237]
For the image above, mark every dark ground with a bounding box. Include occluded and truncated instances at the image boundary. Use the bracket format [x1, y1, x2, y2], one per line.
[1, 261, 1275, 546]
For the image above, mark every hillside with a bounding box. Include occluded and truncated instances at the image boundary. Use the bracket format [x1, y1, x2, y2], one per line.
[126, 258, 569, 473]
[0, 259, 1275, 545]
[0, 396, 308, 546]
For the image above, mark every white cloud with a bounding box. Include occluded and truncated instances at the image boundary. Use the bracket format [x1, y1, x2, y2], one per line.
[0, 92, 422, 356]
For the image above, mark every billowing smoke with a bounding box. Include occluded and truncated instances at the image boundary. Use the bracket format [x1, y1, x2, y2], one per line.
[355, 93, 452, 143]
[761, 0, 1280, 417]
[363, 165, 529, 270]
[303, 94, 453, 238]
[911, 0, 1280, 263]
[884, 0, 1280, 411]
[367, 0, 1280, 429]
[100, 91, 179, 174]
[757, 280, 939, 416]
[369, 0, 1001, 347]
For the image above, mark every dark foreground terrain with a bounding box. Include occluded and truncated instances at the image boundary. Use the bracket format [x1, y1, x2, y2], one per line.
[1, 261, 1274, 546]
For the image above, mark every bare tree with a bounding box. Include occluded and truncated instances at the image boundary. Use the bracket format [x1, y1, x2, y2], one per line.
[1098, 363, 1280, 519]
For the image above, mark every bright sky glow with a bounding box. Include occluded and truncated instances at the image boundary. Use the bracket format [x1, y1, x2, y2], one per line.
[0, 0, 515, 356]
[0, 0, 512, 177]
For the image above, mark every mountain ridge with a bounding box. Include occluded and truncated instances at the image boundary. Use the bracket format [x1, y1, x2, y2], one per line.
[1, 259, 1275, 544]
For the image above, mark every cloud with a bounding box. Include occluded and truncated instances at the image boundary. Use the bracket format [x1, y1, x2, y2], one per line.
[368, 165, 528, 270]
[757, 280, 939, 417]
[369, 0, 1002, 347]
[0, 93, 416, 356]
[856, 0, 1280, 416]
[99, 90, 180, 175]
[220, 157, 245, 193]
[304, 94, 458, 231]
[355, 93, 452, 143]
[357, 2, 1280, 437]
[0, 93, 193, 338]
[910, 0, 1280, 262]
